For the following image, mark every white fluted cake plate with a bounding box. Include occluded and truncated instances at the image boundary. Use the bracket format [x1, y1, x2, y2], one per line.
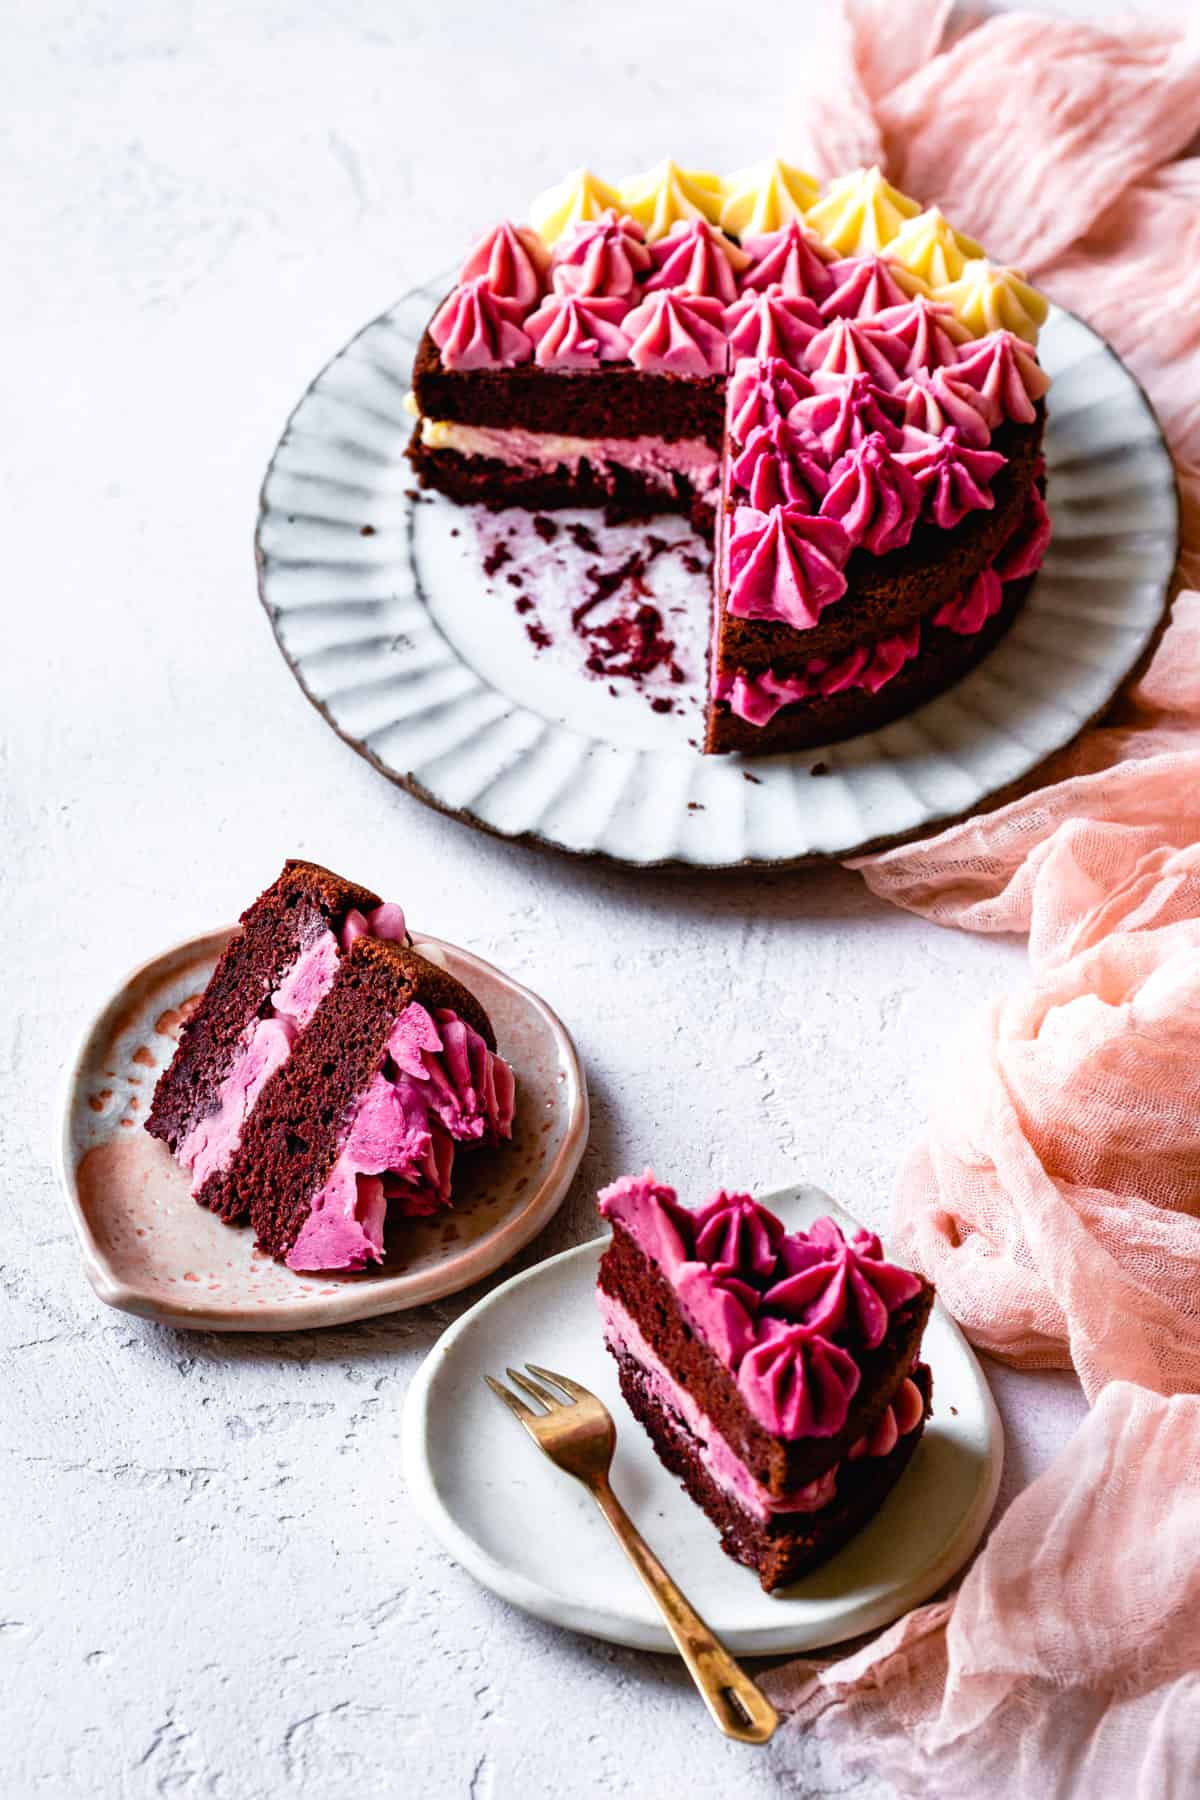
[257, 289, 1177, 869]
[401, 1182, 1003, 1655]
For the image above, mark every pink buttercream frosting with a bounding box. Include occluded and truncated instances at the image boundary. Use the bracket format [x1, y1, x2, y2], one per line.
[715, 626, 921, 724]
[430, 277, 533, 371]
[550, 208, 651, 298]
[897, 425, 1006, 527]
[763, 1217, 924, 1350]
[736, 1319, 861, 1439]
[820, 431, 923, 555]
[644, 218, 751, 305]
[804, 316, 909, 391]
[598, 1174, 927, 1441]
[993, 476, 1051, 580]
[523, 293, 631, 369]
[726, 356, 814, 444]
[872, 296, 971, 375]
[287, 1002, 515, 1271]
[731, 418, 830, 511]
[622, 290, 727, 376]
[727, 503, 851, 629]
[740, 219, 836, 302]
[176, 902, 410, 1194]
[898, 366, 995, 447]
[459, 221, 548, 311]
[954, 328, 1049, 425]
[789, 372, 905, 461]
[820, 255, 914, 322]
[933, 567, 1005, 635]
[723, 286, 822, 362]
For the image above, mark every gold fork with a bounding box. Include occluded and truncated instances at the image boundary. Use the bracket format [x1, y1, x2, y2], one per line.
[485, 1362, 780, 1744]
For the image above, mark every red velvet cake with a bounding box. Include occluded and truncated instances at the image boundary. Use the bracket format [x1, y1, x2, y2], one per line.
[406, 159, 1052, 754]
[146, 861, 515, 1269]
[597, 1172, 934, 1591]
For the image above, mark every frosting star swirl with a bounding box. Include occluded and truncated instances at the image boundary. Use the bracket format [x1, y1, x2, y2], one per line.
[871, 296, 971, 375]
[723, 286, 822, 362]
[820, 432, 922, 555]
[726, 356, 814, 443]
[430, 278, 533, 371]
[530, 168, 623, 248]
[763, 1217, 923, 1348]
[691, 1190, 785, 1279]
[623, 290, 727, 375]
[993, 478, 1051, 581]
[551, 208, 651, 297]
[935, 259, 1049, 342]
[789, 372, 905, 461]
[819, 254, 926, 321]
[897, 426, 1007, 528]
[524, 293, 632, 369]
[933, 566, 1004, 635]
[726, 503, 851, 629]
[740, 219, 836, 302]
[644, 218, 751, 304]
[732, 418, 830, 511]
[718, 157, 819, 238]
[675, 1263, 760, 1365]
[885, 205, 983, 287]
[954, 329, 1049, 425]
[736, 1319, 861, 1438]
[617, 158, 724, 241]
[804, 316, 909, 391]
[898, 366, 995, 446]
[805, 166, 921, 256]
[459, 221, 549, 310]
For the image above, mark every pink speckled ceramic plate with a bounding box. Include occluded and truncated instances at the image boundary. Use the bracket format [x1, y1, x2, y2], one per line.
[56, 927, 588, 1331]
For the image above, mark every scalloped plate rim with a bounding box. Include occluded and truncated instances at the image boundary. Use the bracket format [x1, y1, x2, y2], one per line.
[256, 289, 1180, 871]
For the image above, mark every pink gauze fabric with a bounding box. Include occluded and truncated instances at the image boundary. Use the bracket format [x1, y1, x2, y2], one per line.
[766, 7, 1200, 1796]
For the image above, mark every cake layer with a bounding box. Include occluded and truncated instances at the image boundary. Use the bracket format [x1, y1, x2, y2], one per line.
[601, 1288, 926, 1519]
[145, 861, 383, 1175]
[413, 332, 725, 444]
[224, 936, 509, 1265]
[416, 419, 719, 494]
[598, 1212, 933, 1494]
[617, 1348, 932, 1591]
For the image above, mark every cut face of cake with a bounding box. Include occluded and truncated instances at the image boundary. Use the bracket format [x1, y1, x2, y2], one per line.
[146, 861, 515, 1270]
[406, 160, 1051, 755]
[597, 1172, 934, 1592]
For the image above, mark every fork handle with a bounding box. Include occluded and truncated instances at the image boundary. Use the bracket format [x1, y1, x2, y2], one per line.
[588, 1476, 779, 1744]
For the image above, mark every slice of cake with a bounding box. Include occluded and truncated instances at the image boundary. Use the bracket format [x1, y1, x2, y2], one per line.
[146, 861, 515, 1269]
[597, 1172, 934, 1591]
[406, 159, 1052, 755]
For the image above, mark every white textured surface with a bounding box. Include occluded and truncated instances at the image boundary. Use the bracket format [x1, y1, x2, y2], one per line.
[4, 2, 1121, 1795]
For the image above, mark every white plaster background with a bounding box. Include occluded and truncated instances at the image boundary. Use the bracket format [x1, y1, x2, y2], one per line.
[6, 1, 1170, 1793]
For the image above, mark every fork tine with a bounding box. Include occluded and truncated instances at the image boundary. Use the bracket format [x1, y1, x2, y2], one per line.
[506, 1367, 563, 1410]
[525, 1363, 591, 1402]
[484, 1373, 539, 1426]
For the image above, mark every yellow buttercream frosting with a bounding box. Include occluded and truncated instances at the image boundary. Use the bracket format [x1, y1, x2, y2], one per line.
[885, 206, 984, 288]
[616, 158, 724, 241]
[935, 259, 1049, 341]
[804, 166, 921, 256]
[529, 168, 622, 248]
[718, 158, 820, 239]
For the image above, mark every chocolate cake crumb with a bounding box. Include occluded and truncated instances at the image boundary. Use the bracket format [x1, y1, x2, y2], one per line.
[532, 515, 559, 542]
[567, 521, 600, 555]
[482, 539, 512, 578]
[359, 525, 376, 537]
[743, 771, 763, 784]
[810, 761, 830, 777]
[525, 621, 552, 651]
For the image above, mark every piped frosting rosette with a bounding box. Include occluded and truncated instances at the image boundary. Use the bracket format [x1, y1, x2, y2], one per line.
[524, 293, 631, 369]
[551, 209, 651, 298]
[762, 1217, 923, 1349]
[726, 504, 851, 628]
[731, 417, 830, 511]
[727, 357, 815, 444]
[429, 277, 533, 371]
[644, 218, 751, 304]
[740, 219, 836, 302]
[459, 221, 549, 310]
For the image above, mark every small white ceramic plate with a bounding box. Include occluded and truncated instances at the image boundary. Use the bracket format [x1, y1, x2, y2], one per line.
[57, 928, 588, 1331]
[402, 1183, 1002, 1655]
[258, 288, 1177, 868]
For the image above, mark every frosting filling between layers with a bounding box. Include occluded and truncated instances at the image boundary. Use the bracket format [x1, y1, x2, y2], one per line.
[176, 903, 409, 1194]
[600, 1290, 924, 1520]
[418, 418, 721, 495]
[286, 1003, 516, 1271]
